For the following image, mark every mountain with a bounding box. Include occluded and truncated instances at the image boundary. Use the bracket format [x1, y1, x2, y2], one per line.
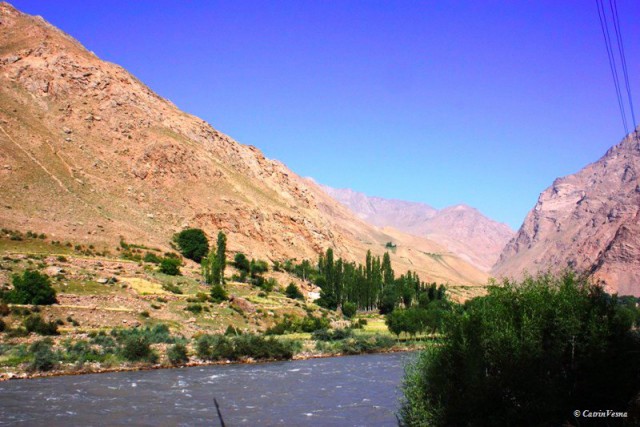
[0, 3, 487, 290]
[493, 130, 640, 296]
[318, 184, 514, 271]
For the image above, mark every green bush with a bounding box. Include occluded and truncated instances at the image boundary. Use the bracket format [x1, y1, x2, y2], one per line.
[210, 284, 228, 303]
[285, 282, 304, 300]
[143, 252, 162, 264]
[312, 328, 354, 341]
[29, 339, 56, 371]
[341, 301, 357, 318]
[120, 335, 157, 363]
[399, 273, 640, 426]
[4, 270, 57, 305]
[167, 343, 189, 365]
[162, 283, 183, 294]
[185, 304, 202, 314]
[195, 334, 296, 361]
[159, 258, 181, 276]
[173, 228, 209, 263]
[23, 315, 59, 336]
[63, 340, 102, 364]
[112, 324, 175, 344]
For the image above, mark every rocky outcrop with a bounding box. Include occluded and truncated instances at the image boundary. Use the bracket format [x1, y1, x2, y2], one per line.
[493, 130, 640, 296]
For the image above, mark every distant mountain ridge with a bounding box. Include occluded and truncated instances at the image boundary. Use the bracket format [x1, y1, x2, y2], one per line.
[493, 130, 640, 296]
[317, 184, 514, 271]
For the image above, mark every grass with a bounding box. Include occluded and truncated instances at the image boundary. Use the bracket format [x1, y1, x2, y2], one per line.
[54, 279, 119, 296]
[123, 277, 169, 295]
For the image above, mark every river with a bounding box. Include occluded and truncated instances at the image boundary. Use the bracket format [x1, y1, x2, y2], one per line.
[0, 352, 415, 426]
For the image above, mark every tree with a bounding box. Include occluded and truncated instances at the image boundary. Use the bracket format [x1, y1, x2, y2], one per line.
[234, 253, 250, 272]
[173, 228, 209, 263]
[215, 231, 227, 283]
[4, 270, 57, 305]
[285, 282, 304, 300]
[399, 272, 640, 426]
[203, 231, 227, 285]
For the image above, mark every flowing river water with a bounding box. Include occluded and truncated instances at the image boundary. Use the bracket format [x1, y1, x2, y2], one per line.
[0, 352, 415, 426]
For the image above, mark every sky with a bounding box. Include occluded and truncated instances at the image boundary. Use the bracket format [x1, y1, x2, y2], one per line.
[9, 1, 640, 230]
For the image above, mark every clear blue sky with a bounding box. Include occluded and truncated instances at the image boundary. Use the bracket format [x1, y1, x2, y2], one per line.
[10, 1, 640, 230]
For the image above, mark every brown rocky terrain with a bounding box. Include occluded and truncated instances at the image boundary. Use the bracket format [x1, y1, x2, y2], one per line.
[493, 130, 640, 296]
[319, 184, 514, 271]
[0, 3, 486, 288]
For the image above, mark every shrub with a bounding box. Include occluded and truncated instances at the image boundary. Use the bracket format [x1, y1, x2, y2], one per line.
[143, 252, 162, 264]
[0, 318, 5, 332]
[4, 270, 57, 305]
[120, 335, 157, 362]
[341, 301, 357, 318]
[250, 259, 269, 275]
[24, 315, 59, 335]
[196, 334, 235, 361]
[167, 343, 189, 365]
[285, 282, 304, 300]
[312, 328, 354, 341]
[159, 258, 181, 276]
[185, 304, 202, 314]
[0, 302, 9, 316]
[210, 284, 228, 303]
[29, 339, 56, 371]
[140, 310, 150, 318]
[162, 283, 182, 294]
[173, 228, 209, 263]
[195, 334, 296, 361]
[56, 255, 68, 262]
[399, 273, 640, 426]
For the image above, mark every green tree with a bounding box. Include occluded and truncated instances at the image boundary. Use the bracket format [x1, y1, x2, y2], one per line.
[215, 231, 227, 283]
[4, 270, 57, 305]
[173, 228, 209, 263]
[285, 282, 304, 300]
[234, 253, 250, 272]
[203, 231, 227, 285]
[400, 272, 640, 426]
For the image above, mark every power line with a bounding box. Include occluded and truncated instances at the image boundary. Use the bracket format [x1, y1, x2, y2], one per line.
[596, 0, 628, 135]
[609, 0, 637, 130]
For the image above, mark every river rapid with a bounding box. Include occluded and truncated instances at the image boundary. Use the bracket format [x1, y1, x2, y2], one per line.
[0, 352, 415, 426]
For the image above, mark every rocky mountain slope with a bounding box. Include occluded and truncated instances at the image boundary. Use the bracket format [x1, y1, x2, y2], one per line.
[493, 130, 640, 296]
[319, 184, 514, 271]
[0, 3, 487, 288]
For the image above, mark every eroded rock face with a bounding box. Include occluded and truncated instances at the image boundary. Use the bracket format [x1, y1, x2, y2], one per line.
[493, 131, 640, 296]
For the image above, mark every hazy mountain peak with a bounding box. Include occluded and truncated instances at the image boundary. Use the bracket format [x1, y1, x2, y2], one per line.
[318, 185, 514, 271]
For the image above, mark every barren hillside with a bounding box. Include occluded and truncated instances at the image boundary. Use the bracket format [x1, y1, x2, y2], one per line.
[0, 2, 486, 288]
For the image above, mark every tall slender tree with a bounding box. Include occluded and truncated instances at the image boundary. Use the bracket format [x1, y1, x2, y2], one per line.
[214, 231, 227, 285]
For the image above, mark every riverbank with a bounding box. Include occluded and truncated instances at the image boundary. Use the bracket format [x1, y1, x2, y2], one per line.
[0, 341, 423, 381]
